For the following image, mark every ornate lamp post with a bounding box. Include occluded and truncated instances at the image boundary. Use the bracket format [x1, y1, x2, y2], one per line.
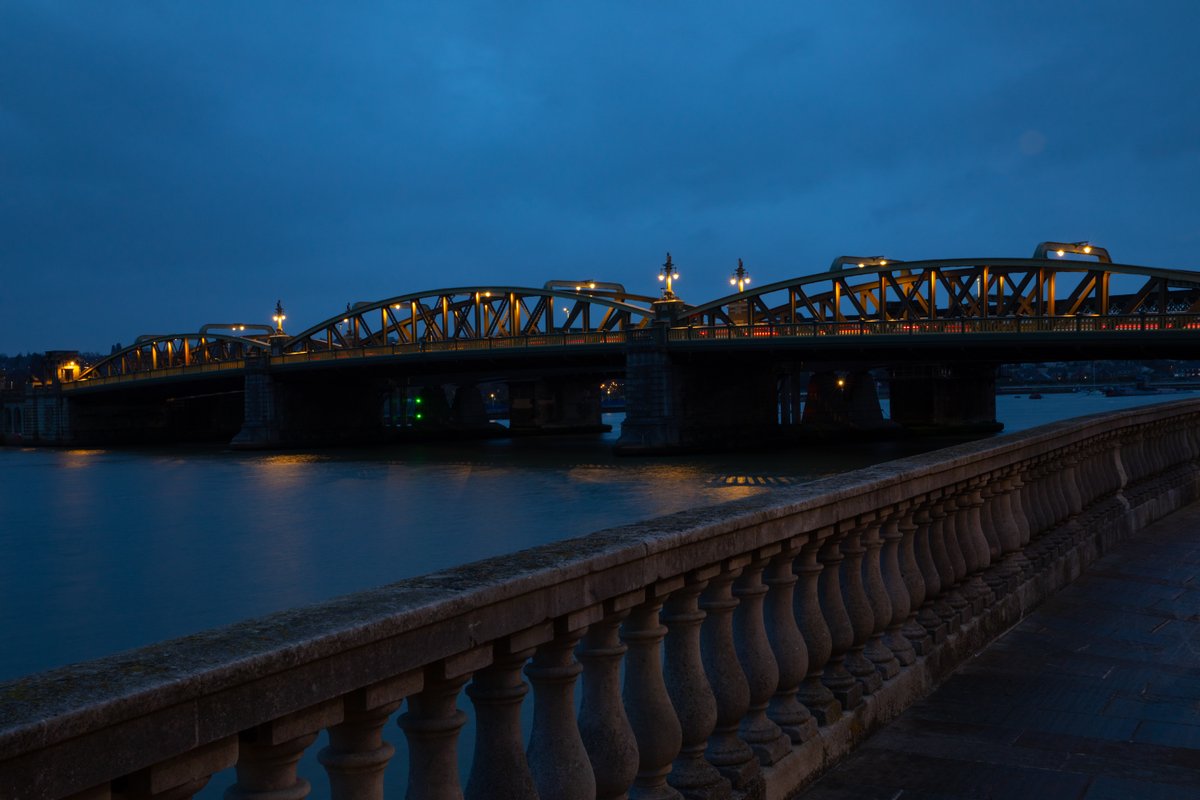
[272, 300, 287, 334]
[658, 253, 680, 299]
[730, 259, 751, 293]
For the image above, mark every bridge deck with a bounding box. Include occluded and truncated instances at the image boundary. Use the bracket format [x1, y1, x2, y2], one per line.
[800, 502, 1200, 799]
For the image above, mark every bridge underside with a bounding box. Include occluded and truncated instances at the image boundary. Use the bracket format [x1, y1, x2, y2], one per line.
[23, 329, 1200, 452]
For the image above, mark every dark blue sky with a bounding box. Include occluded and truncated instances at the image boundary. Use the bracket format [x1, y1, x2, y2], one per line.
[3, 2, 1198, 353]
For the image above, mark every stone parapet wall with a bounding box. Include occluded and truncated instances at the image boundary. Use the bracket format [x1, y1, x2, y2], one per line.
[4, 400, 1200, 798]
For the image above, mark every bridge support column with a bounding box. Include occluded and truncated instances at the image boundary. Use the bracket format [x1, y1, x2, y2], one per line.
[616, 333, 682, 453]
[617, 335, 782, 454]
[18, 386, 75, 445]
[233, 355, 390, 448]
[232, 355, 282, 448]
[888, 364, 1002, 434]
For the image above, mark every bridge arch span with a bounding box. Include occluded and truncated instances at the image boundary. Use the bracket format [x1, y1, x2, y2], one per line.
[682, 258, 1200, 328]
[77, 333, 272, 381]
[284, 285, 657, 353]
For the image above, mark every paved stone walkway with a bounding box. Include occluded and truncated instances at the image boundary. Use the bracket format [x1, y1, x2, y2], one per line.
[799, 503, 1200, 800]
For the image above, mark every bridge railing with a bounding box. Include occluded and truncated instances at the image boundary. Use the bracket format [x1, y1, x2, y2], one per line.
[668, 313, 1200, 341]
[5, 401, 1200, 798]
[60, 360, 248, 391]
[276, 330, 635, 364]
[58, 314, 1200, 387]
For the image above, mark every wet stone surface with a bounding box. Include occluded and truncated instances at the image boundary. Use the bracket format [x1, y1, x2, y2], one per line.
[800, 503, 1200, 800]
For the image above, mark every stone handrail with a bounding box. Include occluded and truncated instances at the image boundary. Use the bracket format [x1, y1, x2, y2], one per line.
[3, 400, 1200, 798]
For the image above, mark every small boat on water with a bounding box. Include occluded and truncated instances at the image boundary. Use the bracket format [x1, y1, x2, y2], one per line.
[1028, 392, 1043, 400]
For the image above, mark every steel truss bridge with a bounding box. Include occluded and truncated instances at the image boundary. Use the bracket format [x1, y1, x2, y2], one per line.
[67, 253, 1200, 389]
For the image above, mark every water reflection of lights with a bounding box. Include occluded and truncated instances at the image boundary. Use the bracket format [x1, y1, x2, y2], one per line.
[707, 475, 801, 487]
[260, 454, 330, 466]
[62, 449, 106, 468]
[251, 453, 333, 490]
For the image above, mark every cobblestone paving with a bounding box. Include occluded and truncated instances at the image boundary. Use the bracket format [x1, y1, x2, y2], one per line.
[800, 506, 1200, 800]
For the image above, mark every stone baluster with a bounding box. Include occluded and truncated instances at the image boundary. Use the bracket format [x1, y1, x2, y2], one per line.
[925, 493, 963, 632]
[1146, 422, 1166, 476]
[881, 501, 920, 663]
[1048, 454, 1072, 529]
[1122, 428, 1141, 482]
[1028, 459, 1053, 535]
[1080, 437, 1105, 505]
[322, 689, 405, 800]
[976, 477, 1010, 597]
[1031, 459, 1061, 565]
[622, 586, 685, 799]
[228, 700, 343, 800]
[861, 509, 900, 679]
[1083, 434, 1108, 503]
[977, 477, 1002, 566]
[818, 527, 862, 711]
[1074, 441, 1102, 512]
[959, 481, 994, 612]
[910, 496, 948, 644]
[578, 611, 639, 800]
[1045, 456, 1075, 554]
[401, 665, 476, 800]
[732, 545, 790, 766]
[526, 626, 596, 800]
[989, 471, 1027, 587]
[1009, 467, 1033, 551]
[1036, 455, 1068, 556]
[1122, 428, 1145, 490]
[1094, 434, 1119, 500]
[793, 533, 840, 725]
[1060, 447, 1086, 541]
[465, 642, 539, 800]
[662, 568, 730, 800]
[838, 517, 883, 696]
[1017, 462, 1047, 572]
[937, 489, 973, 625]
[1100, 432, 1125, 496]
[1108, 434, 1132, 511]
[115, 737, 238, 799]
[700, 557, 761, 795]
[763, 540, 819, 744]
[947, 485, 982, 616]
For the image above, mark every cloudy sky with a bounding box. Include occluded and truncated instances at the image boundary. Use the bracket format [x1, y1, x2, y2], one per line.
[2, 1, 1198, 353]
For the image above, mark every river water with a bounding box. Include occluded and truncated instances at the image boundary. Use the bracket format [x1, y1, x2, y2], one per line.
[0, 391, 1186, 683]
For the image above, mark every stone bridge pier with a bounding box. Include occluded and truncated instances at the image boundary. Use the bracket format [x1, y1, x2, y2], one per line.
[616, 331, 782, 454]
[233, 354, 389, 448]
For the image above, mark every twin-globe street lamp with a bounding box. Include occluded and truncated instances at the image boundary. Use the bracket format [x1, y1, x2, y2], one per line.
[659, 253, 753, 299]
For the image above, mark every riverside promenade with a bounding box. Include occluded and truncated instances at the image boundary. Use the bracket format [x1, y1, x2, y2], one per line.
[801, 503, 1200, 799]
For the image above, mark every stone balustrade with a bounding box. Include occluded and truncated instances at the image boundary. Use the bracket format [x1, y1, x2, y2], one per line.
[4, 400, 1200, 799]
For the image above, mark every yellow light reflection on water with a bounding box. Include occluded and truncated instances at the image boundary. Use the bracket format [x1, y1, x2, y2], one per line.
[62, 449, 106, 468]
